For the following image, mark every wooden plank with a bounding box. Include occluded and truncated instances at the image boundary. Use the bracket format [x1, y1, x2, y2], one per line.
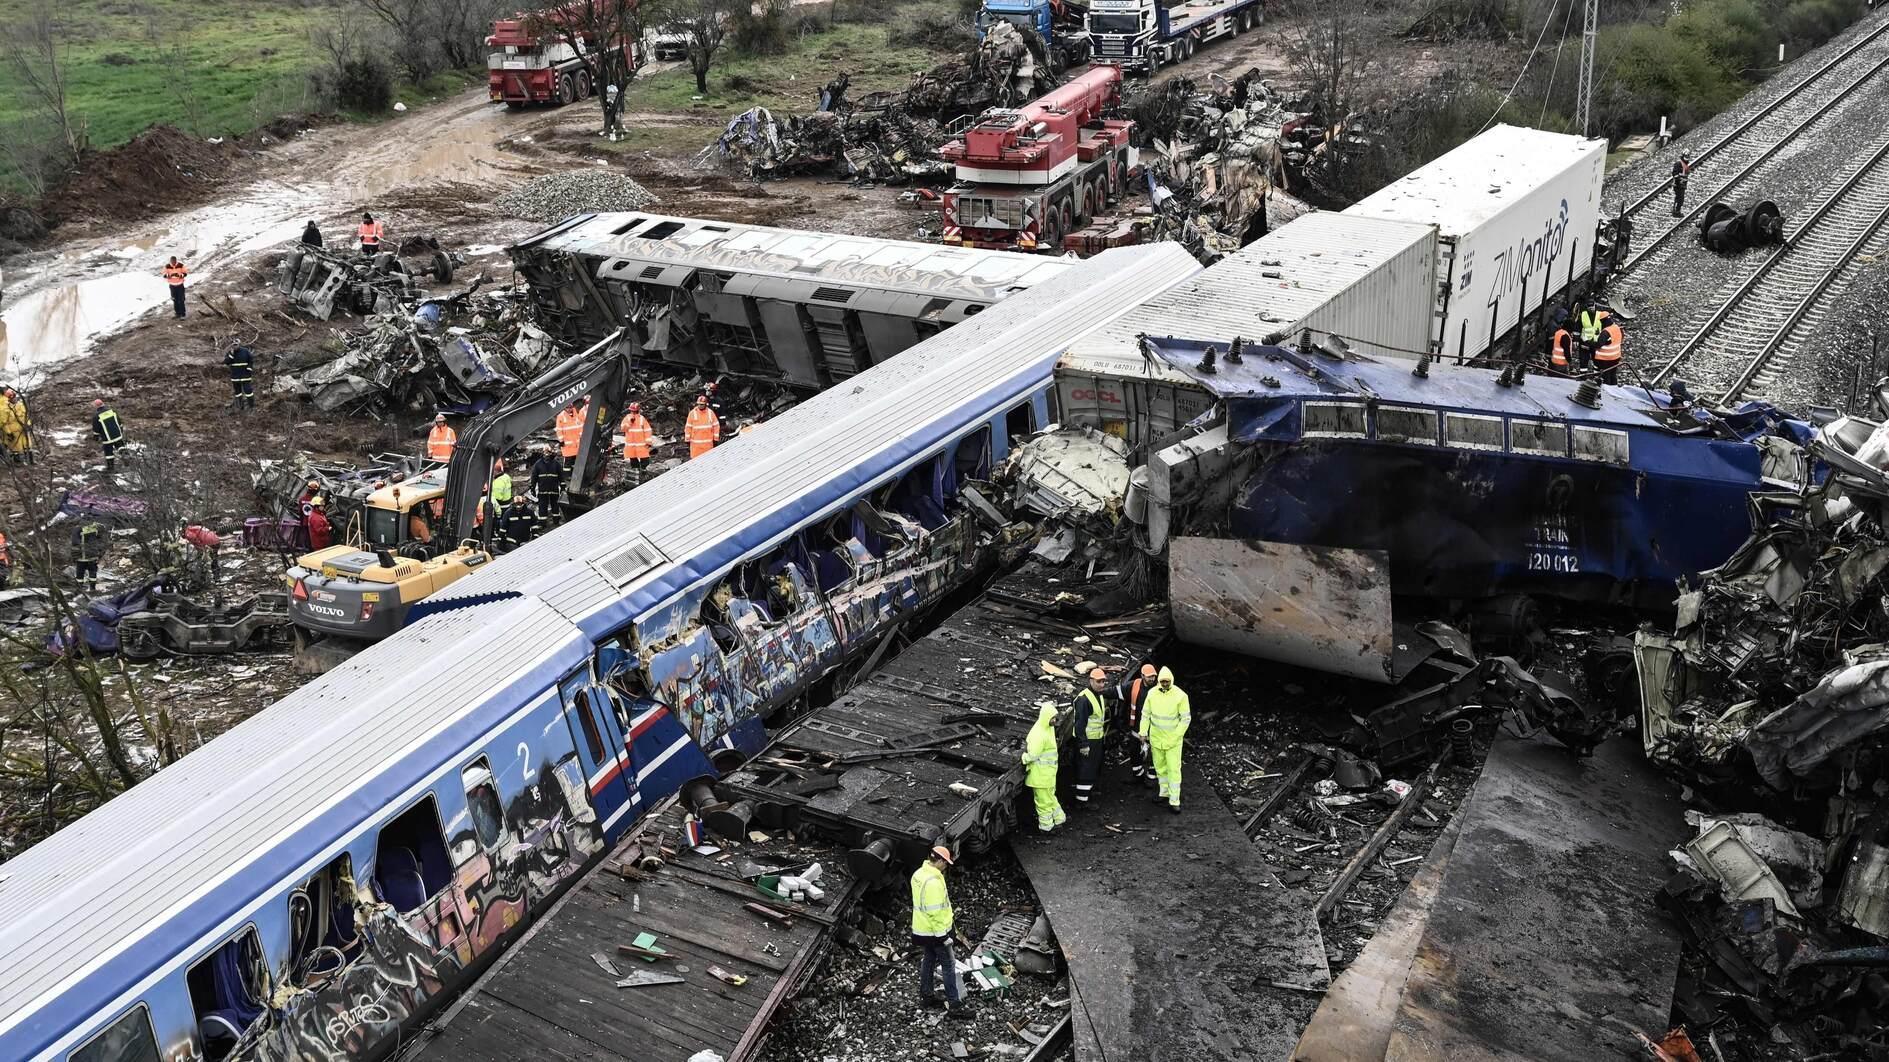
[1293, 815, 1465, 1061]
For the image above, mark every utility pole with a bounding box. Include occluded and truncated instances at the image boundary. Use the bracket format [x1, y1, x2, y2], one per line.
[1576, 0, 1600, 135]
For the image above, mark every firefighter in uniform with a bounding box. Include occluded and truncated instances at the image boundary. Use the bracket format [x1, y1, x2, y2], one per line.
[531, 447, 564, 526]
[619, 401, 653, 475]
[224, 344, 255, 412]
[92, 399, 124, 472]
[1072, 668, 1109, 804]
[555, 403, 585, 478]
[426, 414, 456, 461]
[162, 256, 188, 318]
[1138, 667, 1192, 814]
[1594, 314, 1624, 384]
[1022, 701, 1066, 833]
[72, 520, 105, 593]
[685, 395, 721, 459]
[358, 212, 384, 256]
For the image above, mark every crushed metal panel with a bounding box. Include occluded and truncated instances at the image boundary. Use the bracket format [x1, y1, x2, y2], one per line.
[1385, 733, 1684, 1062]
[1683, 820, 1802, 918]
[1170, 537, 1396, 683]
[1836, 840, 1889, 938]
[1006, 427, 1131, 521]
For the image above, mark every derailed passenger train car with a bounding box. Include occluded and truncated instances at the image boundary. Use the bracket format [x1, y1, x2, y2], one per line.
[1130, 336, 1810, 680]
[0, 244, 1203, 1062]
[511, 212, 1076, 388]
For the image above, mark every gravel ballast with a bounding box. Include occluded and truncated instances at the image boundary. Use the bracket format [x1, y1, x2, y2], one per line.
[496, 169, 658, 222]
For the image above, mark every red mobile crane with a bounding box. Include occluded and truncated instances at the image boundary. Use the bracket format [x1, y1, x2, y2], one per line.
[487, 2, 637, 109]
[938, 65, 1136, 253]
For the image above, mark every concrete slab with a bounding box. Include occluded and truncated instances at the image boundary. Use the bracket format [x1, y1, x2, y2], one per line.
[1292, 815, 1465, 1062]
[1384, 732, 1685, 1062]
[1011, 761, 1330, 1062]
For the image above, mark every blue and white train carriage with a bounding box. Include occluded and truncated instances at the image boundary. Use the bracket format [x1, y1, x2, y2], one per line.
[0, 244, 1202, 1062]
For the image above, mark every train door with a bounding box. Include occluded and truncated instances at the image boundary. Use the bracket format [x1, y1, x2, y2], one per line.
[559, 671, 633, 835]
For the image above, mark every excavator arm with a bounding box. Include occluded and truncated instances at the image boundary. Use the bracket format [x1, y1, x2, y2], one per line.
[441, 329, 637, 546]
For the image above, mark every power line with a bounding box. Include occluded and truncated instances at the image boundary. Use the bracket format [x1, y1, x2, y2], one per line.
[1479, 0, 1569, 134]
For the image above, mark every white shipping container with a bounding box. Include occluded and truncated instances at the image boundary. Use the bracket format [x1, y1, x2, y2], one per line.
[1054, 211, 1438, 447]
[1345, 124, 1607, 362]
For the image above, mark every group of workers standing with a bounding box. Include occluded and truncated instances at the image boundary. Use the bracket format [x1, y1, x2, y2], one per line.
[912, 660, 1195, 1018]
[1550, 303, 1625, 384]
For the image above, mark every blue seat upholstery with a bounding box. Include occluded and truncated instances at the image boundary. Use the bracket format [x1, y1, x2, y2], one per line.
[376, 847, 428, 912]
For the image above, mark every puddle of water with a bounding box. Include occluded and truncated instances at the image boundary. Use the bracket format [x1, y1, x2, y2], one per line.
[0, 272, 168, 379]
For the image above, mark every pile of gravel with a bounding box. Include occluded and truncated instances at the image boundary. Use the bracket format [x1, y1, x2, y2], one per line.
[495, 169, 658, 222]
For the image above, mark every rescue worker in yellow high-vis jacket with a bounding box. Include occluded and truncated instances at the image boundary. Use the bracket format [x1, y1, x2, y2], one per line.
[1022, 701, 1066, 833]
[910, 845, 972, 1020]
[1137, 666, 1191, 813]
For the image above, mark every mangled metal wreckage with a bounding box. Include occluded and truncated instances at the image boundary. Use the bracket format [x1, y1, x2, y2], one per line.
[1015, 332, 1813, 756]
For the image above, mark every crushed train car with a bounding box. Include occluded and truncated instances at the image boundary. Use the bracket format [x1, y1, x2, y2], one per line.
[510, 212, 1075, 388]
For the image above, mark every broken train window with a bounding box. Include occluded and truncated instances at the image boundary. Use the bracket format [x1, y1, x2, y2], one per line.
[1571, 425, 1630, 464]
[1373, 405, 1439, 446]
[462, 758, 505, 851]
[70, 1004, 159, 1062]
[373, 795, 453, 914]
[186, 926, 267, 1061]
[1443, 412, 1505, 452]
[1301, 401, 1367, 439]
[287, 853, 361, 987]
[1510, 417, 1570, 458]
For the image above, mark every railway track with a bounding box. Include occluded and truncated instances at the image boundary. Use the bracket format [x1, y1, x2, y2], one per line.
[1648, 136, 1889, 404]
[1612, 12, 1889, 280]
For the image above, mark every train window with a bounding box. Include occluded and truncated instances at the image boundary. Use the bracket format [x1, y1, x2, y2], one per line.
[1005, 401, 1037, 444]
[1443, 413, 1505, 452]
[373, 796, 453, 914]
[1571, 425, 1631, 464]
[186, 927, 266, 1061]
[1510, 418, 1570, 457]
[954, 426, 991, 482]
[287, 854, 359, 987]
[1301, 401, 1367, 439]
[69, 1004, 159, 1062]
[463, 759, 504, 850]
[573, 691, 607, 761]
[1374, 406, 1439, 446]
[641, 221, 684, 241]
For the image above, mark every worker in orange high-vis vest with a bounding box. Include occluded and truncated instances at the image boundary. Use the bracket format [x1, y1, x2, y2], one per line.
[685, 394, 720, 459]
[1549, 326, 1571, 371]
[162, 256, 188, 319]
[555, 403, 586, 475]
[358, 212, 384, 256]
[619, 401, 653, 472]
[1594, 315, 1624, 385]
[425, 413, 456, 462]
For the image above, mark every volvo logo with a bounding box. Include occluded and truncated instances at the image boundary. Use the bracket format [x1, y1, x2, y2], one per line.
[547, 382, 590, 409]
[303, 603, 348, 619]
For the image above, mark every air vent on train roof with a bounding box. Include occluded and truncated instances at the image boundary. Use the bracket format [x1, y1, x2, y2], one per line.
[589, 534, 667, 589]
[811, 286, 855, 304]
[640, 265, 665, 280]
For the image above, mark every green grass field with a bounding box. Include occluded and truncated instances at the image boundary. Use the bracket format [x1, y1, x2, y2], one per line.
[0, 0, 332, 152]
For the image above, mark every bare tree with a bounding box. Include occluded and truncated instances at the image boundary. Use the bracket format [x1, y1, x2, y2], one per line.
[1279, 1, 1379, 134]
[536, 0, 653, 134]
[675, 0, 739, 95]
[1, 1, 86, 164]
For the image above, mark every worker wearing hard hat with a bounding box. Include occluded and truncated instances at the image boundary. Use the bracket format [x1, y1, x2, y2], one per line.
[1072, 668, 1109, 804]
[1117, 663, 1158, 785]
[1022, 701, 1067, 833]
[1137, 667, 1192, 814]
[911, 845, 972, 1020]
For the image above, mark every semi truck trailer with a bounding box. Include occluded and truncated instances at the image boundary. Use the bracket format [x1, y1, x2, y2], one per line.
[1086, 0, 1270, 72]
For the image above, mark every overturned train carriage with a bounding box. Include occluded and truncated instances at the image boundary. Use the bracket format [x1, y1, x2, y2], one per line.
[0, 244, 1203, 1062]
[1123, 337, 1810, 681]
[512, 212, 1078, 390]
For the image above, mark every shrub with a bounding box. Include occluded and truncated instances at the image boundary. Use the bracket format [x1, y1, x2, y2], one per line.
[320, 56, 395, 113]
